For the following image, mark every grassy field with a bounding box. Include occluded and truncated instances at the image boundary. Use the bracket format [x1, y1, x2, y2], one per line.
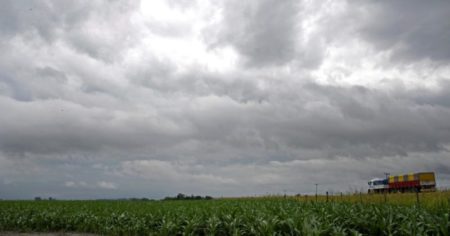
[0, 192, 449, 235]
[293, 190, 450, 208]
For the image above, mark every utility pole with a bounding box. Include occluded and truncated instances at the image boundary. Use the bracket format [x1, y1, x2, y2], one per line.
[315, 184, 318, 202]
[384, 172, 390, 203]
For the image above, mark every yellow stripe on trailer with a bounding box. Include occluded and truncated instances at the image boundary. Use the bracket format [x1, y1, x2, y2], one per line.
[410, 173, 418, 181]
[388, 176, 395, 183]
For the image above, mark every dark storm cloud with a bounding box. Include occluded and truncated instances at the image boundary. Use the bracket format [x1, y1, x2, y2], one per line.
[207, 0, 301, 67]
[128, 69, 450, 160]
[5, 77, 450, 161]
[297, 84, 450, 156]
[0, 97, 193, 156]
[356, 0, 450, 63]
[224, 82, 450, 159]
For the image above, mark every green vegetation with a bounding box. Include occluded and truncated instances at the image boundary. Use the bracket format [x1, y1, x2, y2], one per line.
[294, 190, 450, 208]
[0, 194, 449, 236]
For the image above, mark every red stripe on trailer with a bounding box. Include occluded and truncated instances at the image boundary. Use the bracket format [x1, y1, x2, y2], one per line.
[388, 180, 420, 189]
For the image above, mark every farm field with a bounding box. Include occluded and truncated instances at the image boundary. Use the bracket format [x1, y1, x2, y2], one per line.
[294, 190, 450, 208]
[0, 192, 449, 236]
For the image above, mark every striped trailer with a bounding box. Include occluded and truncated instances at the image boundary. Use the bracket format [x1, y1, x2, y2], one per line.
[368, 172, 436, 193]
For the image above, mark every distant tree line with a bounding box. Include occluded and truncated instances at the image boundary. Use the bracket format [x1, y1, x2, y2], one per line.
[163, 193, 213, 201]
[34, 197, 55, 201]
[32, 194, 213, 201]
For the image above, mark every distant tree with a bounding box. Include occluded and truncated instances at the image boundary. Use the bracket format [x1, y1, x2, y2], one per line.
[163, 193, 213, 201]
[34, 197, 42, 201]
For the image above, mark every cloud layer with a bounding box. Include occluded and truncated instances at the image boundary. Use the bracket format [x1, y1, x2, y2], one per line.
[1, 0, 450, 199]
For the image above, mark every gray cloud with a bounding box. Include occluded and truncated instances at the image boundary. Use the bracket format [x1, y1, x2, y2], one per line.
[206, 0, 301, 67]
[2, 80, 450, 161]
[355, 0, 450, 63]
[0, 0, 449, 199]
[0, 1, 96, 41]
[0, 0, 141, 63]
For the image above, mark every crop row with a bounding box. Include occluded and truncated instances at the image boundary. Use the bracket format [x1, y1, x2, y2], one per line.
[0, 199, 449, 235]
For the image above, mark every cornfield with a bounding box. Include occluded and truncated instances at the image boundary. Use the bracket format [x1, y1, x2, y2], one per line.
[294, 190, 450, 208]
[0, 192, 449, 235]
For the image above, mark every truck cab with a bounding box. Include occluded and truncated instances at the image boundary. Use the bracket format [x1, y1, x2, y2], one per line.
[368, 178, 388, 193]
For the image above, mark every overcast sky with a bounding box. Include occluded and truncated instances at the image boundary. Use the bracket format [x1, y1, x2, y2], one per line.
[1, 0, 450, 199]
